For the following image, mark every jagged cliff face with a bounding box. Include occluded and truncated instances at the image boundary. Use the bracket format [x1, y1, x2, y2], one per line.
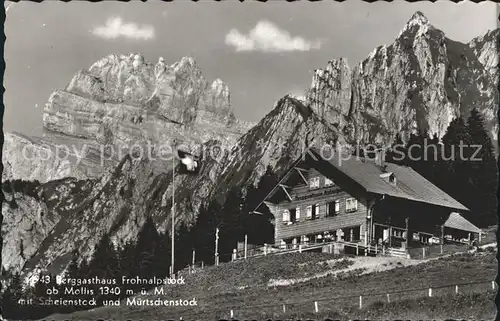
[307, 12, 498, 146]
[2, 178, 95, 273]
[469, 28, 499, 89]
[42, 54, 253, 178]
[212, 96, 344, 196]
[2, 133, 86, 183]
[3, 12, 498, 280]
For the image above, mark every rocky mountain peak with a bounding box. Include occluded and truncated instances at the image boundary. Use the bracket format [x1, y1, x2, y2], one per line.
[407, 11, 429, 26]
[210, 78, 230, 99]
[175, 56, 196, 69]
[38, 53, 254, 178]
[469, 28, 499, 86]
[397, 11, 436, 40]
[307, 11, 497, 146]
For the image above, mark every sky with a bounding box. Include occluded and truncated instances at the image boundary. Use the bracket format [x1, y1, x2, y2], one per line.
[3, 0, 498, 137]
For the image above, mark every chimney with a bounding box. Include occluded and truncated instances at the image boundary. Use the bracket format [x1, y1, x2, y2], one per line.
[374, 149, 385, 168]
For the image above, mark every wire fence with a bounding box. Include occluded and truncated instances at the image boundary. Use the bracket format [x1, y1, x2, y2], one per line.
[177, 243, 489, 279]
[169, 279, 496, 320]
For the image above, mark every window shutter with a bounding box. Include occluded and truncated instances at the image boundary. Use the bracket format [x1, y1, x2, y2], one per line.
[306, 206, 312, 219]
[283, 210, 290, 222]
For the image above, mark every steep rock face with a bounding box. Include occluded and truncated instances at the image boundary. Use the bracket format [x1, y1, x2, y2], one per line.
[469, 29, 499, 86]
[307, 12, 498, 146]
[212, 96, 345, 197]
[22, 156, 154, 278]
[2, 192, 52, 273]
[42, 54, 253, 178]
[1, 178, 94, 273]
[2, 133, 86, 183]
[20, 143, 223, 277]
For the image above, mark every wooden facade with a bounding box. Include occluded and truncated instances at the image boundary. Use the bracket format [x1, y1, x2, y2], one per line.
[265, 162, 372, 246]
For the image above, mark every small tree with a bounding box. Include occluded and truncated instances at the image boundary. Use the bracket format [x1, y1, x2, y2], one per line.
[1, 272, 24, 318]
[133, 216, 160, 278]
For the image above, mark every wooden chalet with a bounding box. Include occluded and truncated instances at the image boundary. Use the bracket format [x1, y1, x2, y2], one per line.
[253, 148, 481, 257]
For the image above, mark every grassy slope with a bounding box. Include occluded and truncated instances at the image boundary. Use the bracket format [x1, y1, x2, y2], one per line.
[43, 247, 497, 321]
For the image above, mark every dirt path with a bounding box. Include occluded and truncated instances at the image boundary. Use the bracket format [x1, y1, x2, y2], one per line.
[268, 243, 496, 287]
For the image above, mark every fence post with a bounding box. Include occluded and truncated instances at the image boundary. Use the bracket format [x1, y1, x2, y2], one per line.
[375, 244, 378, 254]
[282, 304, 286, 313]
[299, 244, 302, 253]
[492, 281, 496, 290]
[428, 288, 432, 297]
[359, 296, 363, 309]
[230, 309, 234, 318]
[386, 293, 390, 303]
[244, 234, 248, 260]
[440, 244, 443, 255]
[215, 227, 219, 266]
[314, 301, 318, 313]
[356, 244, 359, 256]
[422, 247, 425, 259]
[232, 249, 237, 261]
[201, 261, 204, 269]
[264, 243, 268, 256]
[455, 285, 459, 294]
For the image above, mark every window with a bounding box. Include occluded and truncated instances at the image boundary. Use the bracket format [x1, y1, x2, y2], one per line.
[327, 200, 340, 216]
[296, 207, 301, 220]
[309, 177, 320, 189]
[389, 173, 397, 185]
[282, 209, 290, 223]
[306, 205, 313, 219]
[324, 177, 333, 186]
[315, 204, 320, 218]
[345, 198, 358, 212]
[290, 208, 297, 223]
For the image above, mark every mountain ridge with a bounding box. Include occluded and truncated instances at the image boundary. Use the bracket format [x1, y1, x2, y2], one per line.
[1, 12, 498, 283]
[307, 12, 498, 146]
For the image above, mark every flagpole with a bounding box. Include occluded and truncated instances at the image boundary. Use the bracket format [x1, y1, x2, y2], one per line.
[171, 145, 175, 276]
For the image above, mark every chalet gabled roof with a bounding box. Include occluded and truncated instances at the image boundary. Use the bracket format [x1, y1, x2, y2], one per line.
[254, 147, 469, 213]
[444, 212, 481, 234]
[307, 147, 469, 211]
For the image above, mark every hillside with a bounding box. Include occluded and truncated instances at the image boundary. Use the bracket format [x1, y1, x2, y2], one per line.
[42, 248, 497, 320]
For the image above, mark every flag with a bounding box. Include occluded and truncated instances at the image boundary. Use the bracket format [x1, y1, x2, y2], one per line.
[177, 149, 200, 174]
